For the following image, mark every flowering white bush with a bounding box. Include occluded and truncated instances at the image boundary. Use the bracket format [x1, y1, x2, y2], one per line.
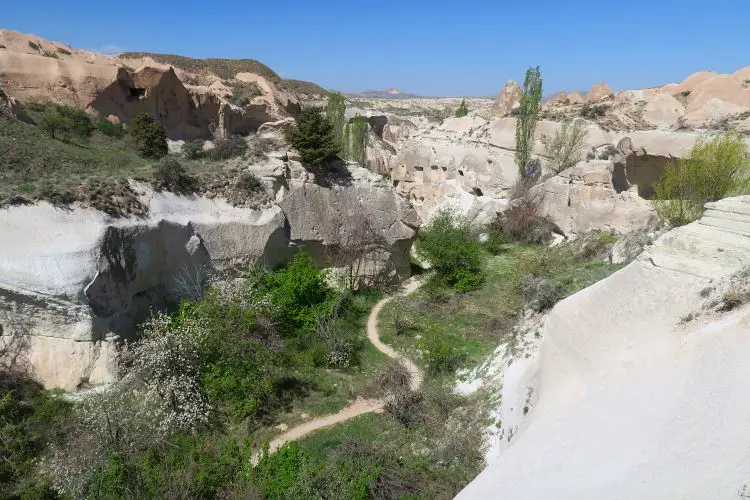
[123, 312, 211, 433]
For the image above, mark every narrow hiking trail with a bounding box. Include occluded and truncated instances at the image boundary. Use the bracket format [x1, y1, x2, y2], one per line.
[262, 279, 424, 455]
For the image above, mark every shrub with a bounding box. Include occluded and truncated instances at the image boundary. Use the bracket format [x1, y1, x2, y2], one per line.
[0, 376, 69, 497]
[542, 119, 587, 174]
[500, 193, 553, 244]
[252, 442, 309, 498]
[285, 108, 340, 168]
[182, 139, 205, 159]
[515, 66, 543, 177]
[38, 107, 71, 139]
[95, 117, 125, 137]
[376, 360, 424, 426]
[226, 81, 262, 107]
[653, 132, 750, 227]
[421, 332, 463, 375]
[258, 250, 337, 334]
[27, 40, 40, 51]
[56, 47, 72, 56]
[152, 157, 197, 194]
[455, 100, 469, 118]
[130, 112, 168, 158]
[236, 171, 263, 193]
[206, 135, 247, 160]
[521, 275, 566, 312]
[581, 104, 609, 119]
[418, 210, 484, 292]
[41, 50, 59, 59]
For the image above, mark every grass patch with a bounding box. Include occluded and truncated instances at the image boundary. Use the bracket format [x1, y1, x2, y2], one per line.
[380, 235, 622, 375]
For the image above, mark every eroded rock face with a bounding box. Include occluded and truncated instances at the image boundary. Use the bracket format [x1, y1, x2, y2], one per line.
[459, 197, 750, 498]
[0, 30, 301, 139]
[492, 80, 521, 116]
[529, 160, 654, 236]
[0, 163, 418, 389]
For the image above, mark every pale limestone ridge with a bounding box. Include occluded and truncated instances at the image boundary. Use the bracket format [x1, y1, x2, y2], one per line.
[458, 196, 750, 499]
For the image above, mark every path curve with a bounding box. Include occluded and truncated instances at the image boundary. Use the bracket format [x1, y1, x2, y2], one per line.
[260, 278, 423, 457]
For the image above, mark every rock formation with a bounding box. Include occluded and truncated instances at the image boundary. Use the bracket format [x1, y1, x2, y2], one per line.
[458, 196, 750, 498]
[0, 160, 419, 389]
[0, 29, 302, 138]
[492, 80, 521, 116]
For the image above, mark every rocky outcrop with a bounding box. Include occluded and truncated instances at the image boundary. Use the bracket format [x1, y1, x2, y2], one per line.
[459, 196, 750, 498]
[0, 162, 418, 390]
[529, 160, 654, 236]
[492, 80, 521, 116]
[0, 30, 301, 138]
[585, 82, 613, 103]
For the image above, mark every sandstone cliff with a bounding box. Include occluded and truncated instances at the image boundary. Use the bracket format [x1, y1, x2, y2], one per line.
[0, 161, 419, 390]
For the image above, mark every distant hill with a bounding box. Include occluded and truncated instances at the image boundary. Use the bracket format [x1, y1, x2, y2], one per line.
[347, 88, 425, 100]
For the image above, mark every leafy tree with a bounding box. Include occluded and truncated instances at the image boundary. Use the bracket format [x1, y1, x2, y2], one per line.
[542, 119, 587, 174]
[95, 117, 126, 137]
[129, 112, 168, 158]
[654, 131, 750, 226]
[418, 210, 484, 292]
[515, 66, 543, 178]
[56, 105, 94, 138]
[326, 92, 347, 149]
[38, 107, 70, 139]
[455, 100, 469, 118]
[349, 115, 369, 167]
[285, 108, 340, 168]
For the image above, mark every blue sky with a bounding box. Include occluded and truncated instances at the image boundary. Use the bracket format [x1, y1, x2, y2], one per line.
[4, 0, 749, 96]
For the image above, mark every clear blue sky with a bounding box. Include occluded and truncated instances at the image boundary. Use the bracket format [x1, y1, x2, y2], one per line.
[4, 0, 749, 97]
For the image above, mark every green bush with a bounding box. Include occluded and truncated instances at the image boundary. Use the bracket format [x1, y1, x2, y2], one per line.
[285, 108, 340, 168]
[152, 157, 197, 194]
[182, 139, 205, 159]
[226, 81, 262, 107]
[653, 132, 750, 227]
[580, 104, 609, 119]
[253, 442, 310, 498]
[95, 117, 125, 138]
[258, 250, 337, 334]
[455, 100, 469, 118]
[420, 332, 464, 375]
[206, 135, 247, 160]
[0, 376, 69, 497]
[130, 113, 168, 158]
[418, 210, 484, 292]
[38, 104, 94, 140]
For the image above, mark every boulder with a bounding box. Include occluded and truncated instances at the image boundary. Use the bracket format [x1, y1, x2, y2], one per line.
[492, 80, 521, 116]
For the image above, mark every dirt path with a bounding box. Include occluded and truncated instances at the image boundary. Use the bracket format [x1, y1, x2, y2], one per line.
[260, 279, 423, 457]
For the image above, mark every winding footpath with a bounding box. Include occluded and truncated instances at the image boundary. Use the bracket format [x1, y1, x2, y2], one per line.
[262, 279, 423, 456]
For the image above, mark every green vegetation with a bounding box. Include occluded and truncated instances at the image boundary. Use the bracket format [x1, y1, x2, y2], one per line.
[454, 100, 469, 118]
[381, 232, 621, 375]
[348, 114, 370, 166]
[120, 52, 282, 82]
[653, 131, 750, 227]
[285, 108, 340, 168]
[542, 119, 587, 174]
[226, 81, 263, 106]
[129, 112, 168, 159]
[38, 104, 94, 140]
[580, 103, 609, 119]
[418, 210, 484, 292]
[0, 376, 69, 497]
[326, 92, 347, 149]
[281, 79, 329, 96]
[515, 66, 543, 178]
[152, 157, 197, 194]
